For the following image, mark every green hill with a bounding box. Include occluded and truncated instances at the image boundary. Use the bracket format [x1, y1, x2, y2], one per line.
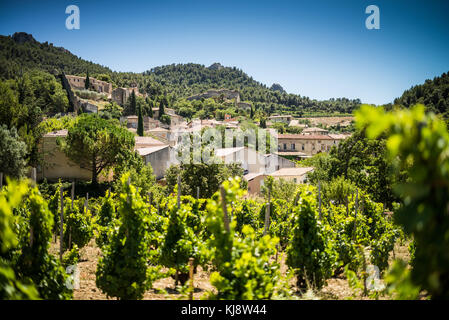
[394, 72, 449, 116]
[0, 33, 112, 79]
[0, 32, 361, 116]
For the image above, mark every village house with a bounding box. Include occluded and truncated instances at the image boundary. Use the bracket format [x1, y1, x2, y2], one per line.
[122, 115, 159, 131]
[38, 131, 172, 181]
[214, 147, 296, 174]
[277, 133, 347, 157]
[112, 86, 145, 106]
[37, 130, 107, 181]
[244, 172, 266, 196]
[137, 145, 172, 179]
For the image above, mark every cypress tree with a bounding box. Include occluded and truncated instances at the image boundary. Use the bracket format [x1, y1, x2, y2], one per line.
[129, 90, 136, 115]
[147, 98, 153, 118]
[85, 70, 90, 90]
[137, 104, 144, 136]
[158, 101, 165, 119]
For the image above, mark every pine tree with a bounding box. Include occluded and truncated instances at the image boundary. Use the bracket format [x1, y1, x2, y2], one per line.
[85, 70, 90, 90]
[137, 104, 144, 136]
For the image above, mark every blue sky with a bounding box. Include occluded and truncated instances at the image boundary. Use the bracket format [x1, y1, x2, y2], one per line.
[1, 0, 448, 105]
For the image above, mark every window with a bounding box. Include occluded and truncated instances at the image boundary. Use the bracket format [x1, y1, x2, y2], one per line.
[291, 143, 295, 150]
[293, 178, 297, 183]
[302, 144, 304, 151]
[283, 143, 287, 150]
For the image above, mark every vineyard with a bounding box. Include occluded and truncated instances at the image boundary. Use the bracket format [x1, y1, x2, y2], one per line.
[1, 105, 448, 300]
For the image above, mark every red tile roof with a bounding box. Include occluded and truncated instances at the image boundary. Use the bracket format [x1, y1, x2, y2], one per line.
[277, 134, 334, 140]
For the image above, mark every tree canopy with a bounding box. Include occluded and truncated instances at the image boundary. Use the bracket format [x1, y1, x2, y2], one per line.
[62, 114, 135, 184]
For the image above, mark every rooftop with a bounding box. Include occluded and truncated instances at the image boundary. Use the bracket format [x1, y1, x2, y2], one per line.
[270, 167, 314, 177]
[244, 172, 265, 181]
[277, 134, 333, 140]
[328, 133, 351, 140]
[302, 127, 328, 132]
[276, 151, 308, 157]
[215, 147, 245, 157]
[134, 136, 166, 147]
[136, 145, 169, 156]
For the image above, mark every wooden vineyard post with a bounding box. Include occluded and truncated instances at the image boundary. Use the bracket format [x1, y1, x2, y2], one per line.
[29, 168, 37, 246]
[345, 196, 349, 216]
[318, 181, 322, 220]
[0, 172, 3, 189]
[263, 190, 271, 236]
[59, 186, 64, 262]
[148, 192, 152, 214]
[189, 258, 194, 300]
[68, 181, 75, 250]
[177, 175, 181, 209]
[31, 167, 37, 185]
[353, 189, 358, 241]
[219, 185, 230, 233]
[71, 182, 75, 208]
[174, 176, 182, 286]
[84, 192, 89, 213]
[197, 186, 200, 199]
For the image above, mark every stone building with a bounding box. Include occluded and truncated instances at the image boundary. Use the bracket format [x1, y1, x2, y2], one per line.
[137, 145, 173, 179]
[37, 130, 103, 181]
[277, 133, 347, 156]
[244, 172, 266, 196]
[66, 75, 112, 95]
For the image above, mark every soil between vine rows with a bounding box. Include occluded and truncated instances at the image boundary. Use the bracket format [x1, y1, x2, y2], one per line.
[49, 238, 410, 300]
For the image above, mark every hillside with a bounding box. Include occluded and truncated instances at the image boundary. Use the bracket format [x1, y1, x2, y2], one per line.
[0, 32, 361, 116]
[143, 63, 361, 115]
[0, 33, 112, 79]
[394, 72, 449, 116]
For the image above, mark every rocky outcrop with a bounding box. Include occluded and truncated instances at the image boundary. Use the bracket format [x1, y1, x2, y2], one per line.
[12, 32, 37, 44]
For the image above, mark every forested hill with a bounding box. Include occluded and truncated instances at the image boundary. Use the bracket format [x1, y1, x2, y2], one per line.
[0, 32, 361, 115]
[0, 32, 112, 79]
[394, 72, 449, 116]
[143, 63, 361, 115]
